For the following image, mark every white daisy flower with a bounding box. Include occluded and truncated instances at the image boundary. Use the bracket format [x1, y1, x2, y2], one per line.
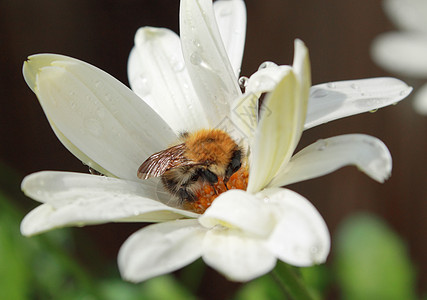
[21, 0, 411, 282]
[371, 0, 427, 114]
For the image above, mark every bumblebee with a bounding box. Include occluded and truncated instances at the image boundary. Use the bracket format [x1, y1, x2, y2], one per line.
[138, 129, 242, 203]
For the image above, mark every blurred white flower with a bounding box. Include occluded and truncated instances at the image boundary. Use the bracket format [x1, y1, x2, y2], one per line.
[371, 0, 427, 114]
[21, 0, 411, 282]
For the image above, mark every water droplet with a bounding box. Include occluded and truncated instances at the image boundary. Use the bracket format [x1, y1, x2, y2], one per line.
[84, 118, 103, 136]
[310, 246, 319, 254]
[400, 89, 408, 96]
[135, 76, 151, 97]
[190, 52, 202, 65]
[316, 139, 327, 151]
[171, 59, 185, 72]
[310, 88, 328, 98]
[193, 39, 201, 48]
[263, 197, 270, 203]
[238, 76, 248, 89]
[94, 80, 101, 88]
[104, 94, 114, 103]
[326, 82, 336, 89]
[350, 83, 360, 90]
[258, 61, 276, 70]
[369, 108, 378, 113]
[219, 7, 232, 16]
[70, 101, 78, 110]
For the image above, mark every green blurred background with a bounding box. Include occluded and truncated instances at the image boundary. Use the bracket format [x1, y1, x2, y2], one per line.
[0, 0, 425, 299]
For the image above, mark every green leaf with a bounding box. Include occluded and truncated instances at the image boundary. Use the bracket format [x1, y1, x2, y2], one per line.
[142, 275, 197, 300]
[334, 213, 417, 300]
[0, 193, 31, 300]
[234, 275, 284, 300]
[300, 265, 330, 299]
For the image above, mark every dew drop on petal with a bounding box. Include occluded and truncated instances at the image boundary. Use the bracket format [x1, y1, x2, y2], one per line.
[190, 52, 202, 65]
[316, 139, 327, 151]
[310, 88, 328, 98]
[135, 76, 151, 97]
[219, 7, 232, 16]
[310, 246, 319, 254]
[326, 82, 336, 89]
[350, 83, 360, 90]
[193, 39, 201, 48]
[369, 108, 378, 113]
[84, 118, 103, 136]
[171, 58, 185, 73]
[258, 61, 277, 70]
[70, 101, 78, 111]
[238, 76, 248, 89]
[400, 89, 409, 96]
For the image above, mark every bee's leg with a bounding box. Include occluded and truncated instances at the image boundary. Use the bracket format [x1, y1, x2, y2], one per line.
[224, 149, 242, 189]
[198, 168, 219, 194]
[177, 188, 197, 202]
[162, 176, 196, 203]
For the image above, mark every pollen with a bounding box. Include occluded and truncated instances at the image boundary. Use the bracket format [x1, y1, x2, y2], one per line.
[183, 166, 249, 214]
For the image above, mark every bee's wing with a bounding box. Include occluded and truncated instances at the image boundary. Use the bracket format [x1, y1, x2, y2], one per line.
[137, 143, 199, 179]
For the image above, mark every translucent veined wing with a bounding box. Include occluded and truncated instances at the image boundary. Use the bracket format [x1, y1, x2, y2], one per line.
[137, 143, 201, 179]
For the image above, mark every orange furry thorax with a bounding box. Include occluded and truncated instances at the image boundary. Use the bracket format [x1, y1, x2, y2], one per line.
[183, 129, 238, 167]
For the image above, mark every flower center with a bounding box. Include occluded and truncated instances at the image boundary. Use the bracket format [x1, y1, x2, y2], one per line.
[183, 166, 249, 214]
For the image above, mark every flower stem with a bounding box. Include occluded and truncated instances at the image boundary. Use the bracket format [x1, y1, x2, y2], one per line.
[271, 261, 316, 300]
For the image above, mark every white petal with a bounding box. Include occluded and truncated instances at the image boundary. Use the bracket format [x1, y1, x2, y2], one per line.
[202, 227, 276, 282]
[230, 92, 258, 144]
[199, 190, 274, 237]
[128, 27, 209, 133]
[258, 188, 330, 266]
[180, 0, 241, 129]
[293, 39, 312, 106]
[413, 83, 427, 115]
[247, 71, 301, 193]
[23, 54, 177, 181]
[21, 171, 198, 236]
[269, 134, 392, 188]
[245, 65, 293, 95]
[118, 219, 205, 282]
[371, 32, 427, 77]
[305, 77, 412, 130]
[50, 122, 115, 177]
[213, 0, 247, 78]
[383, 0, 427, 33]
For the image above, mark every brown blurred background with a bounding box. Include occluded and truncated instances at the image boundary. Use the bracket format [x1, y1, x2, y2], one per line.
[1, 0, 426, 297]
